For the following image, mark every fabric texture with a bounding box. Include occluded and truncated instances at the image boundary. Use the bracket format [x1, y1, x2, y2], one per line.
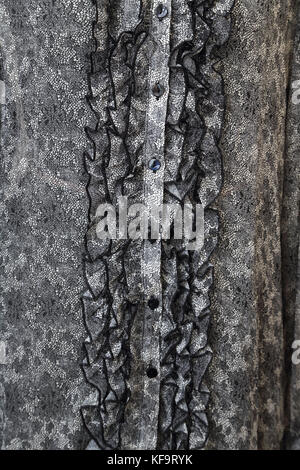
[0, 0, 299, 450]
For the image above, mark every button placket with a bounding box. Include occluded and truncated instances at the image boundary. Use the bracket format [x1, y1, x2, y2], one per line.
[140, 0, 172, 450]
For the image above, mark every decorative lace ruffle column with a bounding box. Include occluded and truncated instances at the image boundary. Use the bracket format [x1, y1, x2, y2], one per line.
[82, 0, 234, 450]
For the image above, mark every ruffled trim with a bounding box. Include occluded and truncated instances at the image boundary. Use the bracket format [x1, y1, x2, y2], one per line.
[81, 0, 234, 450]
[158, 0, 235, 450]
[81, 0, 146, 449]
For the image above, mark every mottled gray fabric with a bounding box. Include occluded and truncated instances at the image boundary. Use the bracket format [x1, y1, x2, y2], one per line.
[0, 0, 94, 449]
[283, 0, 300, 450]
[207, 0, 300, 449]
[0, 0, 299, 451]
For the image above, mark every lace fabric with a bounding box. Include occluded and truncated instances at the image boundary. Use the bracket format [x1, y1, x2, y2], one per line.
[0, 0, 299, 450]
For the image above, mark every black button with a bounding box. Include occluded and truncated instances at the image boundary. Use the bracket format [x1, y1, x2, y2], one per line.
[152, 82, 165, 99]
[148, 297, 159, 310]
[155, 4, 168, 20]
[148, 158, 161, 172]
[146, 367, 158, 378]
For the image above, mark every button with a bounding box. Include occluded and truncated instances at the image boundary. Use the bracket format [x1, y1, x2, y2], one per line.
[146, 367, 158, 378]
[148, 158, 161, 172]
[152, 82, 165, 99]
[155, 4, 168, 20]
[148, 297, 160, 310]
